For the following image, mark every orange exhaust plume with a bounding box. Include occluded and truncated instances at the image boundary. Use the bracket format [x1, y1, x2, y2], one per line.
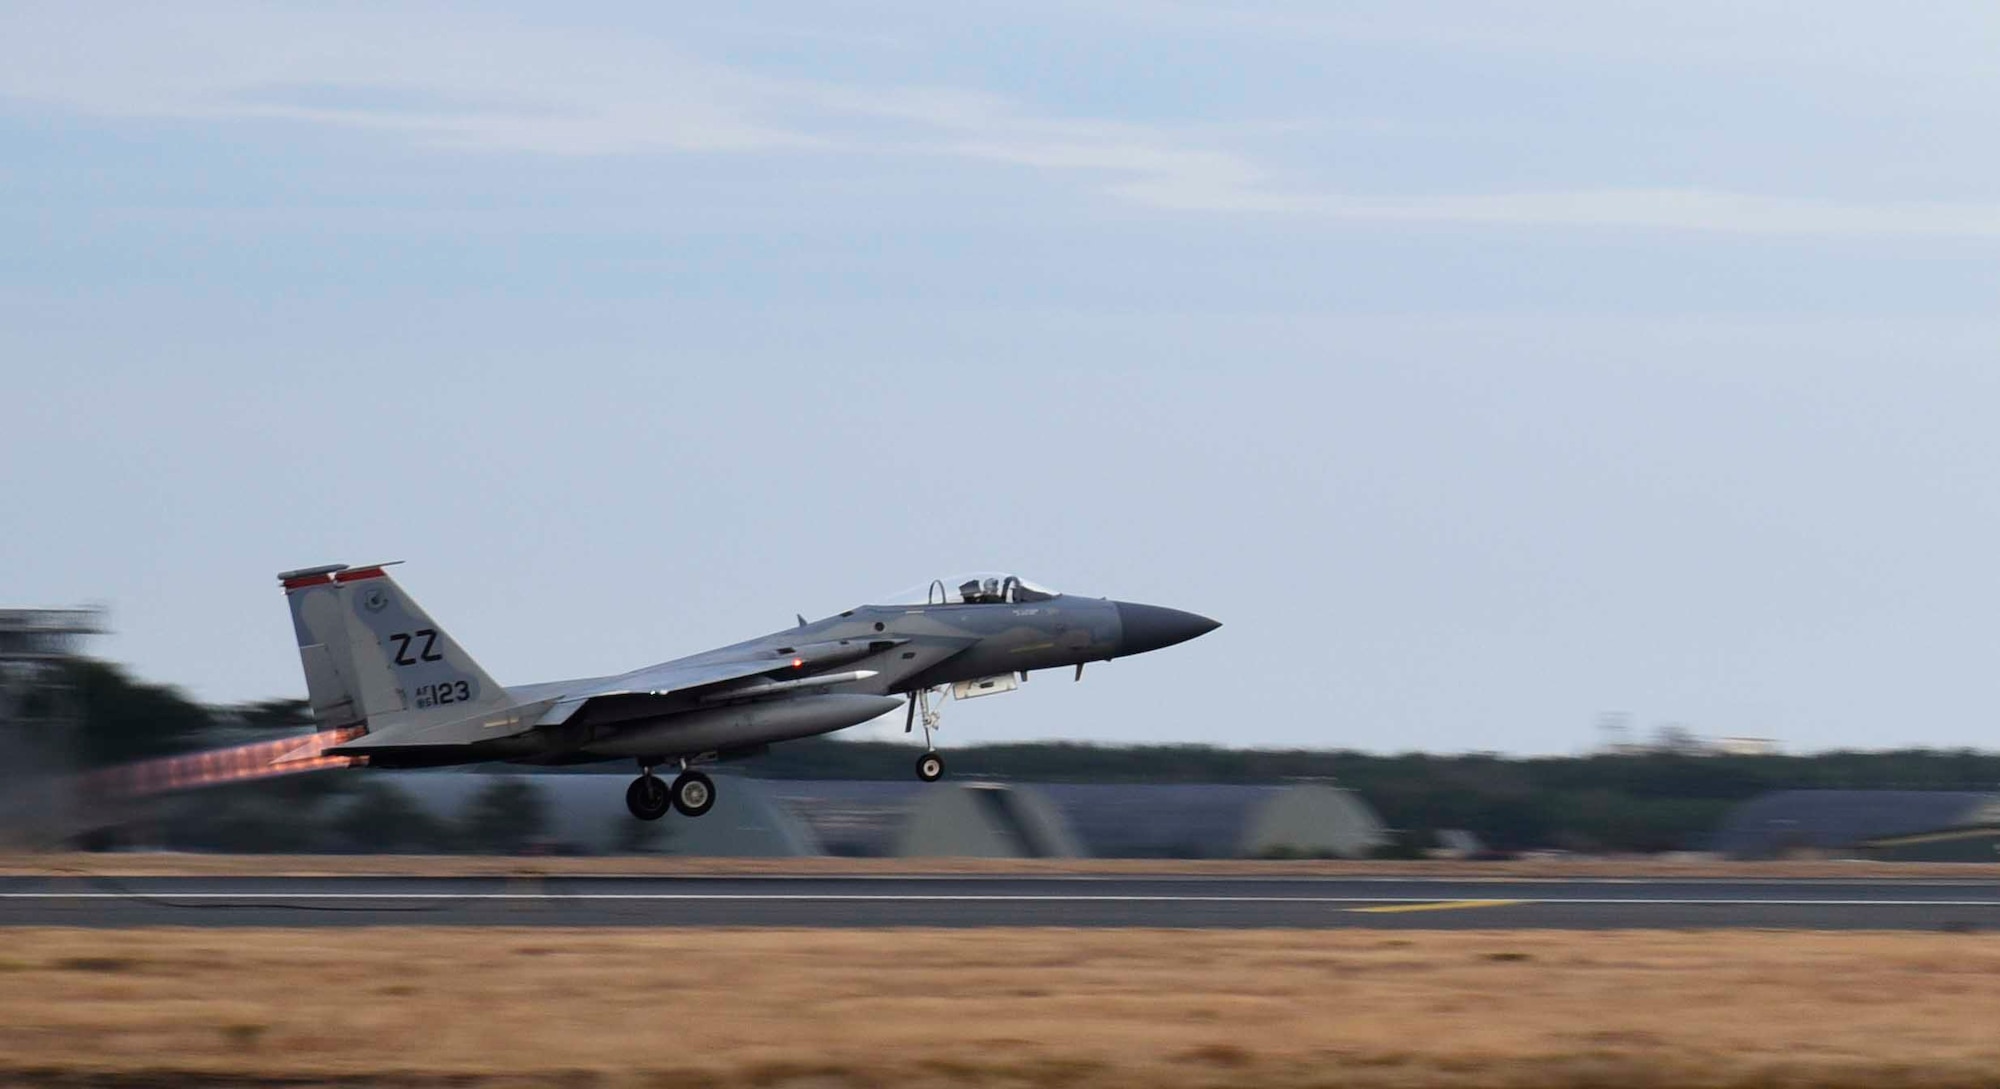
[90, 726, 369, 799]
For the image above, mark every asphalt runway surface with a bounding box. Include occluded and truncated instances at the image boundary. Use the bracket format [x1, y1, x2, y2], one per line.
[5, 873, 2000, 928]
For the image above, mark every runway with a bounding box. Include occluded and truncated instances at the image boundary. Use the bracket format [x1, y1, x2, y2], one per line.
[5, 873, 2000, 928]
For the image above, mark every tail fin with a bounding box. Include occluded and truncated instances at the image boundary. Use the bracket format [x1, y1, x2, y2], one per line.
[278, 563, 507, 732]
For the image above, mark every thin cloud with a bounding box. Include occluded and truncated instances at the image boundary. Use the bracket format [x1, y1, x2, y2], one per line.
[7, 3, 2000, 239]
[1115, 183, 2000, 239]
[0, 4, 815, 154]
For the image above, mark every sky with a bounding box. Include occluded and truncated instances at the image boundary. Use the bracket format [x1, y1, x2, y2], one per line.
[5, 2, 2000, 754]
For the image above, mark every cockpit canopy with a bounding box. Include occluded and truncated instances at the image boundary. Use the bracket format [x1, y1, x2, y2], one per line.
[878, 572, 1061, 606]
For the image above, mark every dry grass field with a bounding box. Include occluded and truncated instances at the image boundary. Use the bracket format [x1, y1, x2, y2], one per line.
[4, 928, 2000, 1088]
[8, 851, 2000, 880]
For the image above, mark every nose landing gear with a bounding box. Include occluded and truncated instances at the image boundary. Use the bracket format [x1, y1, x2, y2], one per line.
[905, 688, 947, 782]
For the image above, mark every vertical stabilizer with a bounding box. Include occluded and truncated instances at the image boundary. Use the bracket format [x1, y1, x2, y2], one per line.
[278, 563, 509, 733]
[281, 565, 365, 729]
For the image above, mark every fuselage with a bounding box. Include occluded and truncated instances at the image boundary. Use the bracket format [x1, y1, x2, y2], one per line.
[366, 594, 1214, 769]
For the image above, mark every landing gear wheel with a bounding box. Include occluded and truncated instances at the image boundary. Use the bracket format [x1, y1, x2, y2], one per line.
[916, 751, 945, 782]
[671, 770, 716, 817]
[626, 775, 671, 821]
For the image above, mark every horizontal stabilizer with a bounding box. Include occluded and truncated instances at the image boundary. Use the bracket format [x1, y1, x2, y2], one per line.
[324, 700, 550, 753]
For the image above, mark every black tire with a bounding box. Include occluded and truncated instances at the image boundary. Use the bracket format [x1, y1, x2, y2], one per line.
[916, 751, 945, 782]
[671, 770, 716, 817]
[626, 775, 671, 821]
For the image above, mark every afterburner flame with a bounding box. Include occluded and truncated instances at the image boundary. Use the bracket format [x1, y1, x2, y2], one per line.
[92, 726, 368, 798]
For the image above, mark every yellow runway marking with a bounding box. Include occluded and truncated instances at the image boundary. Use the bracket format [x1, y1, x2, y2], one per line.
[1348, 899, 1526, 914]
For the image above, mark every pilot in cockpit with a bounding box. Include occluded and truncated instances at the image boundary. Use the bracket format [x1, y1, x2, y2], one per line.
[959, 577, 1004, 604]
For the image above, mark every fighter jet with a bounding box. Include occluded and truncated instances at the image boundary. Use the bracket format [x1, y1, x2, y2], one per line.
[279, 565, 1219, 819]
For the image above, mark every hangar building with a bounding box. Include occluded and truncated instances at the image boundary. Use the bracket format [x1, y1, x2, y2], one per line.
[1711, 790, 2000, 860]
[1038, 782, 1388, 859]
[765, 780, 1388, 859]
[144, 772, 1390, 860]
[891, 783, 1083, 858]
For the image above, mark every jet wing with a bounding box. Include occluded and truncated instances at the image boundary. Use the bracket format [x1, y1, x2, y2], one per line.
[529, 655, 831, 725]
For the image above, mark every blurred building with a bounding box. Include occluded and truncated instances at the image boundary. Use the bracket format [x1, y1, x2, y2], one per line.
[89, 756, 1397, 858]
[0, 606, 105, 847]
[0, 607, 104, 722]
[1858, 825, 2000, 862]
[334, 776, 1391, 859]
[1035, 782, 1387, 859]
[761, 779, 922, 856]
[888, 782, 1083, 858]
[1711, 790, 2000, 859]
[762, 780, 1387, 859]
[1238, 783, 1391, 858]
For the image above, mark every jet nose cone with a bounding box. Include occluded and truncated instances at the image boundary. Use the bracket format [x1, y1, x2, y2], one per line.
[1113, 602, 1222, 657]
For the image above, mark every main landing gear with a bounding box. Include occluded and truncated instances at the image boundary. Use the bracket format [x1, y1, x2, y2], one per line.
[672, 769, 716, 816]
[625, 773, 670, 821]
[625, 762, 717, 821]
[905, 688, 947, 783]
